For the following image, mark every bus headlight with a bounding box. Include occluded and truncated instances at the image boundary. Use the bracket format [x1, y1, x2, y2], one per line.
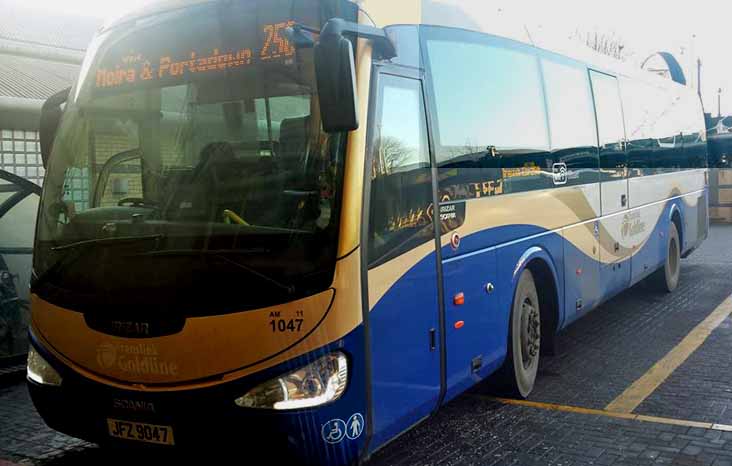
[235, 353, 347, 410]
[27, 346, 62, 387]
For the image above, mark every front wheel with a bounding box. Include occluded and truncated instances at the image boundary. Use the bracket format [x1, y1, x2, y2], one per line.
[497, 269, 541, 398]
[652, 221, 681, 293]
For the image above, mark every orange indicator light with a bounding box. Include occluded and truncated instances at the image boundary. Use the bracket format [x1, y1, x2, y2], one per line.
[454, 321, 465, 329]
[453, 293, 465, 306]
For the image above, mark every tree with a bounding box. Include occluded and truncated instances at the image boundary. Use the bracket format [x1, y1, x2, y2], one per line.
[373, 136, 415, 177]
[571, 29, 632, 62]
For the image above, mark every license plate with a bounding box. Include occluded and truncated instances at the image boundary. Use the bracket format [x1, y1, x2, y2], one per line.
[107, 419, 175, 446]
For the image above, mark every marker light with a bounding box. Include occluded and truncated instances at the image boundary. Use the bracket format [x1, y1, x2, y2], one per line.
[235, 353, 347, 410]
[27, 346, 62, 387]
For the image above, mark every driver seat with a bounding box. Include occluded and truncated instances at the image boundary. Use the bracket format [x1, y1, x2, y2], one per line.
[278, 116, 311, 180]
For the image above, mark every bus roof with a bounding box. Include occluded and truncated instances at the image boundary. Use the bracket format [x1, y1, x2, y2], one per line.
[361, 0, 693, 95]
[100, 0, 214, 32]
[100, 0, 693, 97]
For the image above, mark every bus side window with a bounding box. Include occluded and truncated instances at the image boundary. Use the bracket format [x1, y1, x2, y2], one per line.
[368, 75, 433, 267]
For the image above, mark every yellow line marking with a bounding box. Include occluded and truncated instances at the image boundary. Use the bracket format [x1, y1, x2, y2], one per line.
[489, 397, 732, 431]
[605, 295, 732, 413]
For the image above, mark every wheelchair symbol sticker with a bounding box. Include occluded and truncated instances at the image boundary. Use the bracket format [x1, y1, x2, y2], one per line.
[346, 413, 365, 440]
[322, 419, 347, 444]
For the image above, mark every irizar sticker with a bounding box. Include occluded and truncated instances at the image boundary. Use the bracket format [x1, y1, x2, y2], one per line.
[321, 413, 365, 444]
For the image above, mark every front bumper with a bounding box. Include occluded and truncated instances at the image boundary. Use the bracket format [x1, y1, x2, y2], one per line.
[27, 329, 368, 465]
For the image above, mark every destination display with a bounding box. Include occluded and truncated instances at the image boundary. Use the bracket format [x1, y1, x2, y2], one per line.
[87, 0, 360, 96]
[95, 20, 296, 91]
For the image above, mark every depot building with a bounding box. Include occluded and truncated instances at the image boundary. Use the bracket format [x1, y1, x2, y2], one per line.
[0, 2, 98, 187]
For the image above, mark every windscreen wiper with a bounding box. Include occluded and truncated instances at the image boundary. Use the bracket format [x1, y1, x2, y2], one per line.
[136, 249, 295, 294]
[51, 234, 165, 252]
[33, 235, 166, 289]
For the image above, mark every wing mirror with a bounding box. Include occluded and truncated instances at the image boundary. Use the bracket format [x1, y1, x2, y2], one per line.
[290, 18, 396, 134]
[40, 87, 71, 169]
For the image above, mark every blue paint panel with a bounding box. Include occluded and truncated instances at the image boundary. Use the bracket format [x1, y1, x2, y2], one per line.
[630, 208, 668, 286]
[562, 225, 601, 326]
[600, 260, 630, 300]
[237, 326, 370, 466]
[273, 326, 368, 465]
[368, 252, 441, 453]
[440, 226, 564, 402]
[441, 248, 500, 402]
[442, 223, 544, 260]
[362, 192, 706, 460]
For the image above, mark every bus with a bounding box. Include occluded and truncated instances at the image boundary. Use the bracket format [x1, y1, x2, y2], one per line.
[27, 0, 708, 463]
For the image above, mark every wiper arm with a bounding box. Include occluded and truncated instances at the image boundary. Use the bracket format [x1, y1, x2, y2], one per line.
[33, 235, 165, 290]
[136, 249, 294, 294]
[213, 254, 295, 295]
[52, 234, 165, 252]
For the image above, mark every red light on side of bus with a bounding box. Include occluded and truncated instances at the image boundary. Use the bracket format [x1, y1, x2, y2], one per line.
[453, 293, 465, 306]
[454, 321, 465, 329]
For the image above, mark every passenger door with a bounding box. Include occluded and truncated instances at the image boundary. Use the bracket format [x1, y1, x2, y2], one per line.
[590, 71, 631, 295]
[366, 71, 442, 449]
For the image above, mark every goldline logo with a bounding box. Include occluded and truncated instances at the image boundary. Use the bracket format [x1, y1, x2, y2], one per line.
[95, 342, 179, 376]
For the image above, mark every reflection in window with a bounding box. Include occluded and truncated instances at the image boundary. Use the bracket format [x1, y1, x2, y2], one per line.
[542, 60, 596, 150]
[590, 72, 625, 148]
[427, 37, 548, 164]
[0, 193, 39, 249]
[369, 76, 433, 266]
[373, 83, 426, 176]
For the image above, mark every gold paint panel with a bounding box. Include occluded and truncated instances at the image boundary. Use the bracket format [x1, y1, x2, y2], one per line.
[459, 186, 598, 240]
[368, 240, 435, 309]
[719, 188, 732, 205]
[337, 31, 372, 257]
[562, 222, 598, 261]
[718, 169, 732, 186]
[360, 0, 422, 26]
[32, 251, 364, 391]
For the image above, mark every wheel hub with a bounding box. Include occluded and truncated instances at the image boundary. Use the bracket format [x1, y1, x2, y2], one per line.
[520, 298, 541, 368]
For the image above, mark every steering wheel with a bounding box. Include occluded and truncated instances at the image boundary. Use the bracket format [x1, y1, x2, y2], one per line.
[118, 198, 147, 208]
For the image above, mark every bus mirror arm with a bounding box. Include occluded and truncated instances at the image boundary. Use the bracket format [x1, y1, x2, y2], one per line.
[40, 87, 71, 169]
[288, 20, 396, 59]
[318, 19, 396, 60]
[314, 19, 396, 134]
[283, 24, 318, 49]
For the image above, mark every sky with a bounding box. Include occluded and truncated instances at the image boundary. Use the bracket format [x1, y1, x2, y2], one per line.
[12, 0, 732, 115]
[16, 0, 150, 18]
[499, 0, 732, 116]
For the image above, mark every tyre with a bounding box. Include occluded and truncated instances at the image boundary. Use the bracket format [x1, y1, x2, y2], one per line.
[497, 269, 541, 398]
[651, 221, 681, 293]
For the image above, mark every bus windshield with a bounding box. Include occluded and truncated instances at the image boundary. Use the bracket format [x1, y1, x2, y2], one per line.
[33, 0, 356, 316]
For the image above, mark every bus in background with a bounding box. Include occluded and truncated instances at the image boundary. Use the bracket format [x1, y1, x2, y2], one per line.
[27, 0, 708, 463]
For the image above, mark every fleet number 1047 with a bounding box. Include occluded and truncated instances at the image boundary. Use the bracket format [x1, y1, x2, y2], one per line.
[269, 310, 304, 333]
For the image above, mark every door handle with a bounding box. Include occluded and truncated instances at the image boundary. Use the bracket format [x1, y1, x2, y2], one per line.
[621, 194, 627, 207]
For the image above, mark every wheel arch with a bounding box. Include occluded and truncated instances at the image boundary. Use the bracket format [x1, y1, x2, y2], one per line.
[668, 202, 684, 251]
[511, 247, 561, 353]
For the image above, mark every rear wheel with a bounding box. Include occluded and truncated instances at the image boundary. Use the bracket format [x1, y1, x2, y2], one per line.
[498, 269, 541, 398]
[652, 221, 681, 293]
